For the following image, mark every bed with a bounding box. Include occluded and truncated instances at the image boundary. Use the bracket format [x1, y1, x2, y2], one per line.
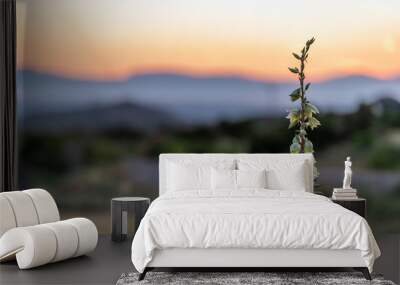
[131, 153, 381, 280]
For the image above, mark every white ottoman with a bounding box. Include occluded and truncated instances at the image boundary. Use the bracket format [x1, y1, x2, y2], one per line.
[0, 189, 98, 269]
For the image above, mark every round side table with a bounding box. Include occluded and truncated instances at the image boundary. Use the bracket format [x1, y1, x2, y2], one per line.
[111, 197, 150, 242]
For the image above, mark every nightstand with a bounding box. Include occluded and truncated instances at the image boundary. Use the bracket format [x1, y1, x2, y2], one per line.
[111, 197, 150, 242]
[331, 197, 366, 218]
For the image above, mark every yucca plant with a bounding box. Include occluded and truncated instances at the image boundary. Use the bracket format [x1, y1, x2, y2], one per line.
[287, 37, 321, 153]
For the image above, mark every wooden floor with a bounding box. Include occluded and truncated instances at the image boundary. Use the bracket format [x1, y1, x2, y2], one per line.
[0, 234, 398, 285]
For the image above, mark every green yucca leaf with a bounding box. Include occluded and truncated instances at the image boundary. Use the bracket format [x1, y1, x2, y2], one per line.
[299, 129, 307, 136]
[292, 53, 301, 60]
[305, 102, 319, 114]
[289, 88, 301, 102]
[308, 116, 321, 130]
[304, 140, 314, 153]
[306, 37, 315, 46]
[292, 135, 300, 144]
[286, 110, 300, 128]
[290, 142, 301, 153]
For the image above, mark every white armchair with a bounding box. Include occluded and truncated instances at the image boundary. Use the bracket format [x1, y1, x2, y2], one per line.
[0, 189, 98, 269]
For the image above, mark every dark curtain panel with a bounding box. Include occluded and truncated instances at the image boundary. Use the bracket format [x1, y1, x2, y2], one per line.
[0, 0, 17, 192]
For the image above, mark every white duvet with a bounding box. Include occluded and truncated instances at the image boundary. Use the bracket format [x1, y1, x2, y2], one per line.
[131, 190, 380, 273]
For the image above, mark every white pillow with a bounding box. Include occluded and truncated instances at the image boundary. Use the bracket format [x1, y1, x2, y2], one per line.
[211, 169, 236, 190]
[166, 159, 235, 192]
[211, 169, 268, 190]
[238, 159, 308, 191]
[237, 169, 267, 189]
[167, 162, 210, 191]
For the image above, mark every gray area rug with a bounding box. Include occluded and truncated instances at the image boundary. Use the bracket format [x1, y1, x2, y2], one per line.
[116, 272, 396, 285]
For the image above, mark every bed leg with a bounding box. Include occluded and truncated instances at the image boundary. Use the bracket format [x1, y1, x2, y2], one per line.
[138, 268, 148, 281]
[354, 267, 371, 280]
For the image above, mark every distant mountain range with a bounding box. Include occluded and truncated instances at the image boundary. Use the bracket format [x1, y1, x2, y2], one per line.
[23, 102, 181, 133]
[17, 70, 400, 130]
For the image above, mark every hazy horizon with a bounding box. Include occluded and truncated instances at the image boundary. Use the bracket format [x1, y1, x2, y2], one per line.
[16, 67, 400, 84]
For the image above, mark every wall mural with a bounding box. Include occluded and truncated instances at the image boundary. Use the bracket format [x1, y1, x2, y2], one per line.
[16, 0, 400, 233]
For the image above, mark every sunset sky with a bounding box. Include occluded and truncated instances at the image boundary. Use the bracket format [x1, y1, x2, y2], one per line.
[17, 0, 400, 81]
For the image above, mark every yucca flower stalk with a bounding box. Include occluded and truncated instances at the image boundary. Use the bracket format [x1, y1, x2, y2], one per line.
[287, 37, 321, 153]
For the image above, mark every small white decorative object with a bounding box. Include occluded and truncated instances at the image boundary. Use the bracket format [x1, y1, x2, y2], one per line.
[342, 156, 353, 189]
[332, 157, 358, 199]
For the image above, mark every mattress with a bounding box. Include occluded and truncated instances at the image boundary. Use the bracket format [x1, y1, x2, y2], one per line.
[131, 190, 380, 273]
